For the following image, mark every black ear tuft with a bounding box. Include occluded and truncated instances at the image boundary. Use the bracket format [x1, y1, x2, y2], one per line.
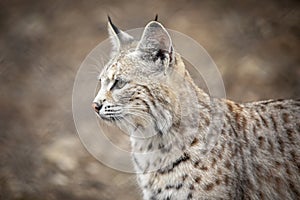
[154, 14, 158, 21]
[107, 15, 120, 34]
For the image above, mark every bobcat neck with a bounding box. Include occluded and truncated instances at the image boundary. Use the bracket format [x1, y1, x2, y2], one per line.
[130, 55, 217, 174]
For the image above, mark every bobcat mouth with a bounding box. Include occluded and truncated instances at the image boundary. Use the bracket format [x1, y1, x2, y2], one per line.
[94, 104, 123, 121]
[99, 114, 122, 121]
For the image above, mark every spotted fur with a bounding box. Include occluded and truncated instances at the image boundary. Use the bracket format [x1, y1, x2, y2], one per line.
[93, 18, 300, 200]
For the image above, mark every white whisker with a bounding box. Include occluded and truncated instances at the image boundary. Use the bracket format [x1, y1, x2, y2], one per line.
[123, 109, 152, 122]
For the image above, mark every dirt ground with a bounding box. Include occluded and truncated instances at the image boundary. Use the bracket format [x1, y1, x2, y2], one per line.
[0, 0, 299, 200]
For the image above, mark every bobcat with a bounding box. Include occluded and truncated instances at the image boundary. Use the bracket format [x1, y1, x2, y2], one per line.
[92, 17, 300, 200]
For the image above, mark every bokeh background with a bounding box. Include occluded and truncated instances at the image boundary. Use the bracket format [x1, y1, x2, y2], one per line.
[0, 0, 299, 199]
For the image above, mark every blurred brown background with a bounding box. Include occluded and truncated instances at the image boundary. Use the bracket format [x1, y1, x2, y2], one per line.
[0, 0, 299, 199]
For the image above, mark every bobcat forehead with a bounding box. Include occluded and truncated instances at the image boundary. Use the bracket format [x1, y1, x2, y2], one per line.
[93, 18, 300, 200]
[105, 62, 119, 79]
[104, 55, 139, 79]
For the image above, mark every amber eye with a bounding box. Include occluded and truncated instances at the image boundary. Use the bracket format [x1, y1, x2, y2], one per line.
[111, 78, 126, 90]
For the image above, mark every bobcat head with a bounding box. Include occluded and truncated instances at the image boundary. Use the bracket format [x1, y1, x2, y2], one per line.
[92, 18, 202, 137]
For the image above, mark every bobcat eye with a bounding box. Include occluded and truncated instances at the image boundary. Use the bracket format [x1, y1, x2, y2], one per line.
[111, 78, 126, 90]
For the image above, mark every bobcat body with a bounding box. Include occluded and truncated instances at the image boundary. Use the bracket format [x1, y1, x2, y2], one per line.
[92, 18, 300, 200]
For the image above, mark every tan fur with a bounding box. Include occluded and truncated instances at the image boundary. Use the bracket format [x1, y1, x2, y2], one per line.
[93, 19, 300, 200]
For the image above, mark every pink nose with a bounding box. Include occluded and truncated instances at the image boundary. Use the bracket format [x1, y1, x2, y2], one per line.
[92, 102, 101, 113]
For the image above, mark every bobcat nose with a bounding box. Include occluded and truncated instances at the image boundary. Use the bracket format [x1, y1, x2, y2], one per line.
[92, 102, 102, 113]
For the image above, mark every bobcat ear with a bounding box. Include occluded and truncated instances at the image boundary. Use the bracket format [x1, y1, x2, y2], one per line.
[107, 16, 134, 53]
[136, 21, 174, 69]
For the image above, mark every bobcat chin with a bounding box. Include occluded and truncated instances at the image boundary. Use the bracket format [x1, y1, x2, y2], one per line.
[92, 17, 300, 200]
